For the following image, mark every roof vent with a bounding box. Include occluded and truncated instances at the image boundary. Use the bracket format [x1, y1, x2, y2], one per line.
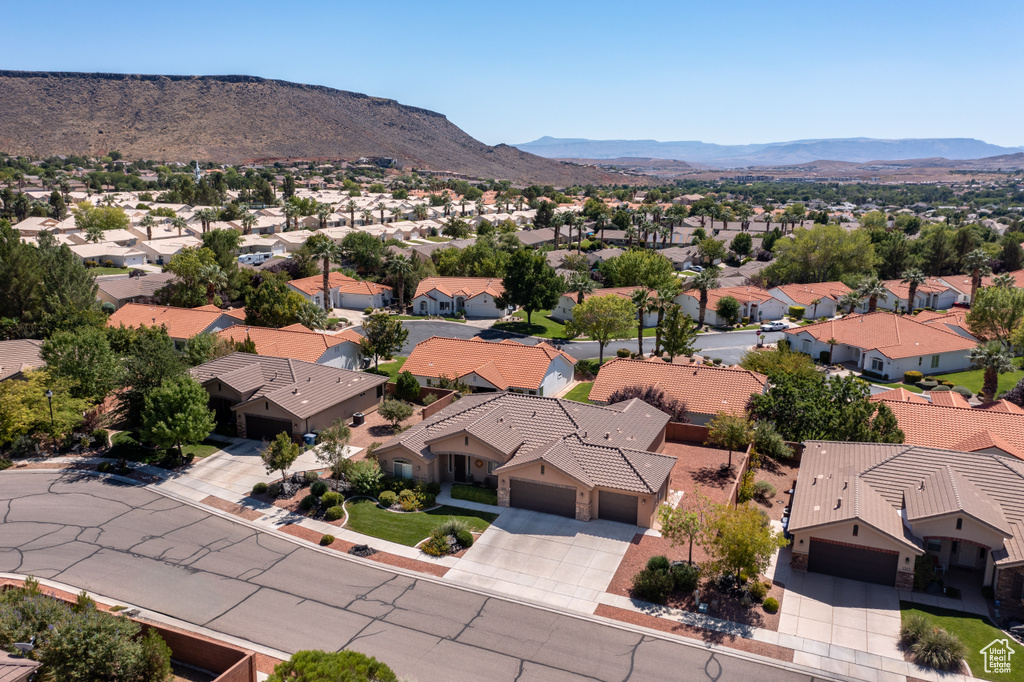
[919, 480, 925, 491]
[307, 377, 311, 382]
[582, 431, 587, 438]
[835, 497, 842, 510]
[292, 388, 298, 394]
[843, 480, 848, 489]
[337, 377, 342, 383]
[605, 432, 611, 439]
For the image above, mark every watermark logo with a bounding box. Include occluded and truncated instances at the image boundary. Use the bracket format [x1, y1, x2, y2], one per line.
[981, 638, 1015, 674]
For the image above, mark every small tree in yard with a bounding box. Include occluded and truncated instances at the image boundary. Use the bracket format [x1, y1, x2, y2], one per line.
[701, 503, 788, 581]
[315, 419, 352, 483]
[705, 412, 753, 469]
[660, 304, 698, 360]
[715, 295, 741, 327]
[141, 376, 215, 461]
[267, 650, 397, 682]
[379, 399, 414, 431]
[658, 498, 706, 565]
[359, 313, 409, 370]
[565, 294, 636, 364]
[261, 432, 300, 488]
[607, 385, 689, 422]
[395, 370, 421, 403]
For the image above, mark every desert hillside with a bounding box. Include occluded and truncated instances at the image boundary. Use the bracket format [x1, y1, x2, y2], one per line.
[0, 71, 614, 185]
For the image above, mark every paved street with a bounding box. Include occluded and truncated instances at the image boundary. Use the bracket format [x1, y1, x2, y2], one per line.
[0, 472, 824, 682]
[356, 319, 787, 364]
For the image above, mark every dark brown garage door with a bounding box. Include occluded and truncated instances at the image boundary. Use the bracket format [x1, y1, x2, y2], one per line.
[808, 538, 898, 585]
[245, 416, 293, 442]
[509, 479, 575, 518]
[598, 491, 638, 525]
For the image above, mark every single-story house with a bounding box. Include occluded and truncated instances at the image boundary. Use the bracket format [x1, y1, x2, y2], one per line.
[515, 228, 558, 248]
[915, 308, 974, 339]
[96, 272, 176, 309]
[675, 286, 787, 326]
[271, 230, 317, 253]
[374, 393, 675, 527]
[68, 243, 147, 268]
[588, 357, 768, 425]
[789, 440, 1024, 599]
[68, 229, 138, 247]
[106, 303, 243, 344]
[880, 278, 960, 312]
[0, 339, 44, 381]
[215, 324, 364, 370]
[287, 272, 393, 310]
[238, 235, 286, 257]
[412, 277, 508, 318]
[13, 216, 77, 236]
[190, 353, 388, 441]
[403, 337, 576, 396]
[551, 286, 658, 327]
[783, 311, 976, 378]
[136, 237, 204, 265]
[659, 246, 700, 271]
[768, 282, 852, 318]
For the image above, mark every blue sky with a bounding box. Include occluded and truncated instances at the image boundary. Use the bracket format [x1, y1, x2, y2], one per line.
[5, 0, 1022, 147]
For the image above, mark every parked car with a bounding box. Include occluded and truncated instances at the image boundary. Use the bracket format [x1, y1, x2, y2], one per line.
[759, 321, 787, 332]
[691, 265, 704, 273]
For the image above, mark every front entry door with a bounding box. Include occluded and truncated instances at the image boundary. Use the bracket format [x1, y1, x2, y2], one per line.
[454, 455, 468, 482]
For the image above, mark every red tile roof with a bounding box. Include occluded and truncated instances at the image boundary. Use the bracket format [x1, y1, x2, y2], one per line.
[413, 277, 504, 300]
[868, 387, 928, 404]
[215, 325, 362, 363]
[882, 278, 951, 301]
[289, 271, 391, 296]
[582, 286, 650, 302]
[785, 312, 976, 359]
[876, 399, 1024, 459]
[976, 399, 1024, 415]
[929, 390, 971, 408]
[589, 357, 767, 417]
[403, 336, 575, 391]
[107, 303, 236, 339]
[679, 285, 777, 311]
[772, 282, 851, 305]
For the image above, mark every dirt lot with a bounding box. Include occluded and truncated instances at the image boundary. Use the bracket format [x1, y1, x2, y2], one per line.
[347, 407, 424, 454]
[750, 458, 799, 521]
[659, 441, 739, 509]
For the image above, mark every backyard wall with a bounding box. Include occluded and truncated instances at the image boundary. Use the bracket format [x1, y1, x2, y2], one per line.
[665, 422, 710, 443]
[383, 383, 457, 419]
[725, 444, 753, 507]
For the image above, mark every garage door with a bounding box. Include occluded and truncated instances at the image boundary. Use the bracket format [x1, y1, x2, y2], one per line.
[245, 416, 293, 442]
[808, 538, 898, 585]
[509, 479, 575, 518]
[597, 491, 638, 525]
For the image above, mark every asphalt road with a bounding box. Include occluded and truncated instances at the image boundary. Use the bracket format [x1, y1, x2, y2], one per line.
[0, 472, 826, 682]
[356, 320, 788, 364]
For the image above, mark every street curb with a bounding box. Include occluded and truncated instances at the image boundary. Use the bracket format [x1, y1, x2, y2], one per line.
[4, 468, 854, 681]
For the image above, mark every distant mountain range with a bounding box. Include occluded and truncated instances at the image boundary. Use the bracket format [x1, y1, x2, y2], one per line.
[515, 136, 1024, 167]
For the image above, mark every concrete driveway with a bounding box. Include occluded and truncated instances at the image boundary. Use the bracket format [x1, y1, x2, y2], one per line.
[445, 508, 642, 614]
[778, 570, 903, 660]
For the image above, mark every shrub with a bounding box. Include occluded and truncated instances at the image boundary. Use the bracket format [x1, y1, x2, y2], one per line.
[350, 459, 384, 495]
[299, 494, 318, 511]
[252, 482, 269, 495]
[321, 492, 343, 507]
[631, 568, 674, 604]
[304, 470, 320, 485]
[320, 534, 335, 546]
[904, 371, 923, 384]
[931, 384, 951, 392]
[672, 562, 700, 593]
[788, 305, 805, 320]
[762, 597, 779, 613]
[91, 428, 110, 448]
[737, 470, 755, 503]
[576, 358, 601, 377]
[435, 517, 469, 537]
[818, 351, 831, 364]
[916, 380, 938, 390]
[900, 612, 930, 647]
[616, 348, 631, 358]
[395, 370, 421, 403]
[420, 533, 451, 557]
[752, 480, 776, 500]
[267, 650, 397, 682]
[364, 307, 373, 315]
[267, 482, 283, 498]
[748, 580, 769, 602]
[422, 393, 438, 406]
[310, 479, 328, 497]
[378, 490, 398, 506]
[398, 489, 423, 512]
[912, 628, 966, 671]
[324, 505, 346, 522]
[951, 385, 972, 398]
[646, 555, 671, 573]
[712, 358, 722, 365]
[914, 554, 937, 590]
[753, 421, 791, 460]
[455, 529, 474, 549]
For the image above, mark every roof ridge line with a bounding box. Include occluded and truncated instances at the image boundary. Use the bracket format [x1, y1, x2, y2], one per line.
[945, 465, 964, 511]
[615, 445, 655, 494]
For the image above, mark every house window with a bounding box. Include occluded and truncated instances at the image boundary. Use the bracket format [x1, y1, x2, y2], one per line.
[393, 460, 412, 480]
[448, 456, 453, 473]
[980, 547, 987, 560]
[541, 465, 545, 475]
[956, 518, 963, 530]
[852, 524, 859, 537]
[440, 302, 450, 311]
[487, 461, 497, 475]
[465, 436, 469, 446]
[871, 358, 884, 372]
[931, 355, 940, 369]
[918, 357, 923, 366]
[926, 539, 942, 552]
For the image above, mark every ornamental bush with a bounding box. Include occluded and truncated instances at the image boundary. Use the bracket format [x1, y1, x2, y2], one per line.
[951, 385, 972, 398]
[748, 580, 769, 602]
[904, 371, 923, 384]
[912, 628, 966, 672]
[788, 306, 805, 320]
[320, 534, 335, 546]
[325, 505, 346, 522]
[267, 650, 397, 682]
[762, 597, 779, 613]
[752, 480, 776, 501]
[672, 562, 700, 593]
[252, 482, 269, 495]
[899, 613, 930, 648]
[455, 529, 474, 549]
[378, 490, 398, 506]
[646, 555, 671, 572]
[931, 384, 952, 392]
[299, 494, 318, 511]
[310, 479, 328, 497]
[631, 568, 674, 604]
[321, 492, 343, 507]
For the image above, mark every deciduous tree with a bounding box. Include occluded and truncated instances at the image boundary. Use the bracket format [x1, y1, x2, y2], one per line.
[261, 432, 300, 484]
[40, 326, 121, 402]
[700, 503, 788, 581]
[565, 294, 635, 364]
[359, 313, 409, 369]
[141, 376, 215, 460]
[495, 249, 563, 324]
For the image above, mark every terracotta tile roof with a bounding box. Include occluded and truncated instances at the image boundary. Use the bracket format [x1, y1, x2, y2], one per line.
[106, 303, 237, 340]
[784, 312, 976, 359]
[679, 285, 777, 310]
[876, 399, 1024, 459]
[288, 272, 392, 297]
[0, 339, 44, 381]
[403, 337, 576, 390]
[772, 282, 852, 305]
[882, 278, 951, 301]
[868, 387, 928, 404]
[413, 277, 504, 300]
[215, 325, 362, 363]
[581, 286, 650, 303]
[916, 308, 973, 337]
[589, 358, 767, 417]
[976, 399, 1024, 414]
[189, 352, 386, 420]
[928, 390, 971, 408]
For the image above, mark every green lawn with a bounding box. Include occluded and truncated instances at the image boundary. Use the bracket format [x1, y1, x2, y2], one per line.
[933, 358, 1024, 398]
[375, 356, 407, 381]
[563, 382, 594, 403]
[394, 315, 466, 323]
[344, 498, 497, 546]
[180, 440, 222, 458]
[89, 267, 131, 276]
[450, 484, 498, 506]
[900, 601, 1016, 681]
[493, 309, 569, 338]
[423, 236, 451, 242]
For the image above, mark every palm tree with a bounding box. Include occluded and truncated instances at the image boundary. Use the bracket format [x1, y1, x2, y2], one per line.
[631, 288, 651, 356]
[809, 298, 822, 319]
[652, 282, 681, 355]
[565, 271, 595, 304]
[196, 208, 217, 233]
[969, 341, 1015, 402]
[551, 213, 565, 249]
[624, 224, 637, 249]
[826, 337, 839, 365]
[659, 223, 672, 248]
[171, 216, 187, 237]
[86, 223, 104, 243]
[901, 268, 928, 312]
[389, 206, 403, 223]
[306, 235, 339, 312]
[857, 276, 889, 313]
[384, 253, 414, 312]
[361, 209, 374, 226]
[839, 291, 862, 315]
[962, 248, 993, 304]
[443, 198, 453, 218]
[992, 272, 1017, 288]
[377, 202, 387, 224]
[139, 214, 156, 241]
[296, 302, 328, 330]
[594, 212, 608, 243]
[317, 203, 333, 230]
[282, 202, 299, 231]
[239, 211, 258, 236]
[686, 268, 720, 328]
[763, 211, 773, 233]
[346, 200, 357, 227]
[199, 264, 227, 306]
[413, 204, 429, 222]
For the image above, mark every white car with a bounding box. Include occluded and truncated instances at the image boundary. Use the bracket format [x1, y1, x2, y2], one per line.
[759, 321, 787, 332]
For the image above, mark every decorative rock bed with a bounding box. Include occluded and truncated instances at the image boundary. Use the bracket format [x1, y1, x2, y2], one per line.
[349, 544, 378, 558]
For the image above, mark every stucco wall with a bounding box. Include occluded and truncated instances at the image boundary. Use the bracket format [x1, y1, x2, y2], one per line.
[317, 343, 362, 370]
[236, 389, 381, 439]
[791, 520, 920, 583]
